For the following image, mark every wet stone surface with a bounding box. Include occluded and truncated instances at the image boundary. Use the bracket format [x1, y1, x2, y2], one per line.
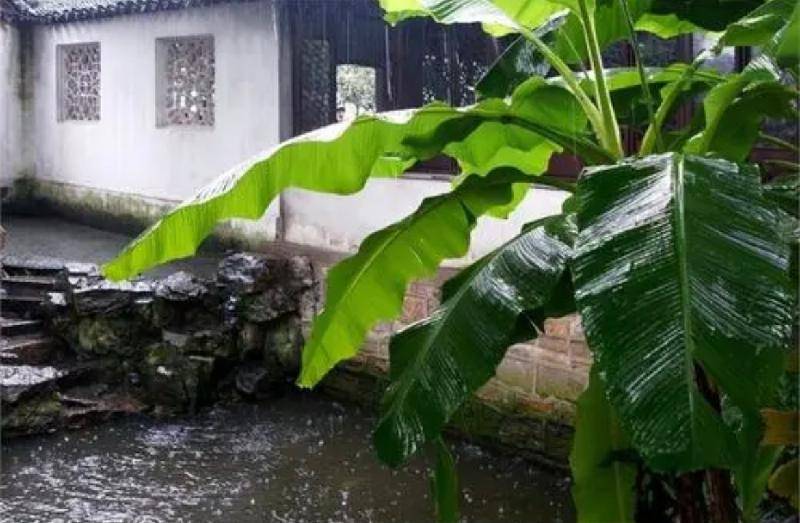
[1, 393, 575, 523]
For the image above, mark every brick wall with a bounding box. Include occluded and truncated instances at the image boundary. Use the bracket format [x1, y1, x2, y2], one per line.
[314, 271, 593, 465]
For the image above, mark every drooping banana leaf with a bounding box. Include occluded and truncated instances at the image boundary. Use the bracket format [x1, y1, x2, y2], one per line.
[373, 214, 574, 466]
[475, 13, 567, 99]
[102, 88, 595, 281]
[379, 0, 704, 44]
[724, 399, 783, 522]
[764, 174, 800, 219]
[570, 368, 637, 523]
[573, 153, 794, 472]
[684, 59, 798, 161]
[378, 0, 565, 36]
[297, 171, 525, 387]
[719, 0, 799, 75]
[649, 0, 765, 31]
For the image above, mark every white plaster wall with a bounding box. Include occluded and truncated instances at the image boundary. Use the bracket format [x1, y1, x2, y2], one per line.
[24, 2, 569, 260]
[282, 179, 569, 264]
[28, 1, 281, 236]
[0, 21, 24, 185]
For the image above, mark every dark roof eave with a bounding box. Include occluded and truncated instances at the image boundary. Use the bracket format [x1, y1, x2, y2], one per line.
[3, 0, 263, 25]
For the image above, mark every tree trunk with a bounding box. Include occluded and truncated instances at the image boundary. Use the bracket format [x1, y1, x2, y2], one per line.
[677, 472, 707, 523]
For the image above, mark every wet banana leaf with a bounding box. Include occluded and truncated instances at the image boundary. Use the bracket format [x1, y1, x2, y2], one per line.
[374, 214, 574, 466]
[764, 174, 800, 219]
[297, 172, 524, 387]
[720, 0, 800, 75]
[379, 0, 704, 43]
[725, 401, 783, 522]
[573, 153, 794, 472]
[649, 0, 765, 31]
[570, 368, 637, 523]
[430, 437, 460, 523]
[378, 0, 565, 36]
[685, 61, 798, 161]
[103, 88, 592, 281]
[475, 13, 566, 99]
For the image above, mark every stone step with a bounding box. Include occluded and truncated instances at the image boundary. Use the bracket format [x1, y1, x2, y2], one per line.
[0, 335, 56, 365]
[0, 363, 65, 404]
[1, 256, 65, 278]
[0, 317, 43, 337]
[1, 275, 61, 298]
[0, 295, 44, 316]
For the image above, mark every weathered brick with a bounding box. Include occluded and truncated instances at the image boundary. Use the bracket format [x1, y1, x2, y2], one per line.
[534, 334, 571, 355]
[494, 344, 535, 392]
[401, 294, 429, 323]
[544, 316, 572, 339]
[568, 339, 592, 365]
[535, 360, 588, 402]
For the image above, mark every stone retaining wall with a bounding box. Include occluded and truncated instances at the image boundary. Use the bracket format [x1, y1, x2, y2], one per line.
[4, 251, 592, 465]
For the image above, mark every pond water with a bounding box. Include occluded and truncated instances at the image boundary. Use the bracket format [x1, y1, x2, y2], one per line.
[1, 393, 575, 523]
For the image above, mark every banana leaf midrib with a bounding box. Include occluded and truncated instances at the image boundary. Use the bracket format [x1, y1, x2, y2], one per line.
[300, 194, 452, 384]
[379, 239, 490, 425]
[670, 153, 703, 454]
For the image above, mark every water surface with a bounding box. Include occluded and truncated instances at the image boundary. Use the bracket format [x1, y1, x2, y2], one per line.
[2, 393, 574, 522]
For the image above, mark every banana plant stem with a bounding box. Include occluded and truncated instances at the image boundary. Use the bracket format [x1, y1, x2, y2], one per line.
[640, 53, 706, 156]
[517, 26, 611, 159]
[759, 133, 800, 153]
[618, 0, 662, 153]
[577, 0, 624, 159]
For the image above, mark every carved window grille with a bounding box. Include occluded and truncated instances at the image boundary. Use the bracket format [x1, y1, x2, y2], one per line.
[57, 43, 100, 121]
[157, 35, 215, 127]
[299, 39, 333, 132]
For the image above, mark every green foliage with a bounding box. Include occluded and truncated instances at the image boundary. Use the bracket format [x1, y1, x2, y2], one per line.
[720, 0, 800, 74]
[102, 89, 589, 280]
[106, 0, 799, 520]
[298, 172, 523, 387]
[685, 60, 798, 161]
[373, 214, 574, 466]
[430, 438, 460, 523]
[572, 153, 793, 471]
[769, 458, 800, 508]
[570, 368, 637, 523]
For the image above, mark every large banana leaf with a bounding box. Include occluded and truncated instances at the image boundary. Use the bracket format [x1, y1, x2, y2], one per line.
[297, 172, 524, 387]
[572, 153, 794, 472]
[378, 0, 565, 36]
[727, 403, 783, 522]
[649, 0, 765, 31]
[685, 60, 798, 161]
[570, 368, 636, 523]
[102, 84, 593, 281]
[719, 0, 799, 75]
[764, 174, 800, 219]
[373, 214, 574, 466]
[475, 13, 566, 99]
[379, 0, 703, 42]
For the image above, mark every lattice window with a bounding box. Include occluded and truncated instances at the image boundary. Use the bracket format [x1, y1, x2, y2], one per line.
[299, 39, 333, 132]
[157, 35, 215, 127]
[57, 43, 100, 121]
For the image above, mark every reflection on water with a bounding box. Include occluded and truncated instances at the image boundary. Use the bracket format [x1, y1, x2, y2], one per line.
[1, 393, 574, 522]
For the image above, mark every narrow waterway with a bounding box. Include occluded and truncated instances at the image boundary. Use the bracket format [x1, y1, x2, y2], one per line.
[2, 392, 574, 522]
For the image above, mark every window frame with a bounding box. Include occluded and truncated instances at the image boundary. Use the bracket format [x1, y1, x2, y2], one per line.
[155, 33, 216, 128]
[56, 41, 101, 123]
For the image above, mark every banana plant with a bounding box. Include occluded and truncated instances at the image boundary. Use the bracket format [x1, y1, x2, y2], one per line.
[103, 0, 799, 520]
